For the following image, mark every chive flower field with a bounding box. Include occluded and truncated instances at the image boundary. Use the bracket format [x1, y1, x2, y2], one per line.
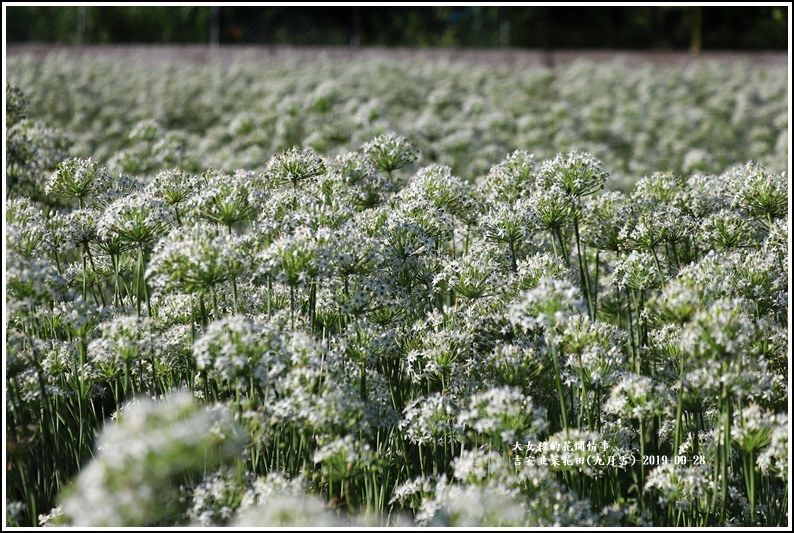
[5, 53, 789, 527]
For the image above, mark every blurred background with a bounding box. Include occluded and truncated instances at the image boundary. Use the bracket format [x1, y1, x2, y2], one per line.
[6, 5, 788, 51]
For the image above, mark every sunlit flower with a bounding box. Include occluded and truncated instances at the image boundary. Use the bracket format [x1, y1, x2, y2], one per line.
[538, 151, 609, 198]
[146, 223, 245, 296]
[45, 157, 113, 207]
[400, 392, 460, 446]
[97, 192, 173, 249]
[457, 386, 547, 445]
[192, 315, 282, 390]
[266, 146, 326, 190]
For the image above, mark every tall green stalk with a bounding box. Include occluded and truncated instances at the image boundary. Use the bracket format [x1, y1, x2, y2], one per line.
[550, 342, 569, 435]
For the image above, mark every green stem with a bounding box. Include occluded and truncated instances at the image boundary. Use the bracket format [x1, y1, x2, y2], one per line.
[630, 289, 644, 372]
[267, 275, 272, 317]
[550, 231, 559, 260]
[135, 245, 145, 317]
[650, 246, 665, 287]
[199, 294, 208, 328]
[551, 342, 569, 435]
[84, 244, 106, 306]
[746, 449, 756, 525]
[639, 417, 646, 507]
[52, 249, 62, 276]
[573, 218, 593, 319]
[673, 351, 686, 459]
[360, 359, 367, 402]
[625, 288, 637, 370]
[112, 254, 121, 306]
[554, 227, 570, 267]
[290, 285, 295, 330]
[232, 276, 239, 314]
[670, 243, 681, 271]
[211, 284, 219, 319]
[576, 351, 587, 430]
[464, 223, 471, 255]
[142, 260, 152, 319]
[81, 245, 88, 302]
[310, 278, 317, 333]
[593, 250, 600, 320]
[720, 393, 731, 524]
[226, 225, 239, 314]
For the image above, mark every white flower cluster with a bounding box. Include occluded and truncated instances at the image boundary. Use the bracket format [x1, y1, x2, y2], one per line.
[192, 315, 282, 388]
[5, 54, 788, 527]
[457, 386, 547, 445]
[58, 392, 245, 527]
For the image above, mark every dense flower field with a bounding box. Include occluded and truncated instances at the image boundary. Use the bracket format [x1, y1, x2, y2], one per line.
[4, 55, 790, 527]
[6, 53, 788, 198]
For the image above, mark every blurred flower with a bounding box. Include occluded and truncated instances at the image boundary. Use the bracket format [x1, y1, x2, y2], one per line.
[619, 201, 694, 251]
[233, 494, 354, 527]
[38, 505, 65, 527]
[182, 467, 244, 526]
[479, 198, 538, 270]
[437, 253, 502, 301]
[633, 171, 685, 205]
[58, 391, 246, 526]
[257, 226, 331, 289]
[732, 404, 776, 453]
[89, 315, 156, 377]
[313, 434, 374, 481]
[5, 244, 67, 313]
[679, 297, 758, 362]
[6, 198, 49, 258]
